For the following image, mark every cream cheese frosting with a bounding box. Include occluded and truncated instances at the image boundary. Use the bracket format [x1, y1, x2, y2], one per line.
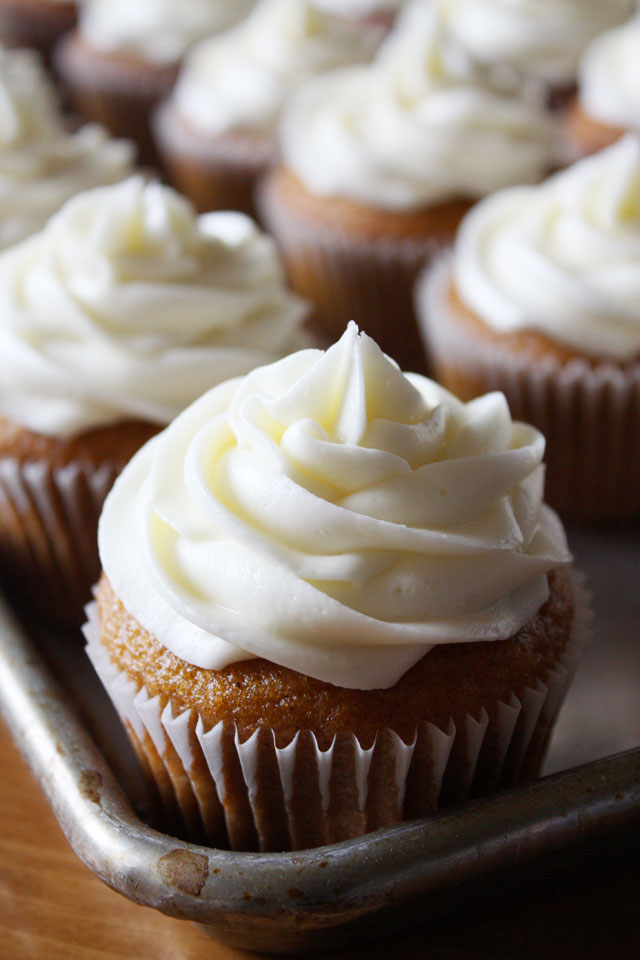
[79, 0, 256, 65]
[438, 0, 633, 87]
[0, 176, 308, 437]
[172, 0, 378, 137]
[453, 136, 640, 362]
[0, 46, 134, 250]
[279, 1, 557, 210]
[99, 323, 570, 690]
[578, 15, 640, 132]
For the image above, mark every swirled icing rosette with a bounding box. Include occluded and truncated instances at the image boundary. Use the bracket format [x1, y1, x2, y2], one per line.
[0, 176, 308, 437]
[453, 135, 640, 361]
[99, 323, 570, 690]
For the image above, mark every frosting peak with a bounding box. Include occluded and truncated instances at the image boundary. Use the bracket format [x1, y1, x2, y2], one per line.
[453, 136, 640, 361]
[0, 177, 309, 436]
[99, 323, 570, 689]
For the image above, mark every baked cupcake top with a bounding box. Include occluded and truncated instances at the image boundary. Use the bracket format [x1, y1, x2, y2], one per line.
[0, 176, 308, 437]
[279, 0, 557, 210]
[0, 46, 134, 249]
[171, 0, 379, 137]
[79, 0, 256, 66]
[99, 322, 570, 690]
[576, 14, 640, 133]
[452, 135, 640, 362]
[437, 0, 633, 89]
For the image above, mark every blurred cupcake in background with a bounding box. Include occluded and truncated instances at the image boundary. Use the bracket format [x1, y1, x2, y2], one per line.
[259, 0, 559, 373]
[435, 0, 634, 111]
[155, 0, 379, 220]
[0, 45, 134, 250]
[312, 0, 406, 33]
[0, 176, 309, 627]
[0, 0, 77, 66]
[55, 0, 256, 165]
[566, 14, 640, 159]
[417, 136, 640, 522]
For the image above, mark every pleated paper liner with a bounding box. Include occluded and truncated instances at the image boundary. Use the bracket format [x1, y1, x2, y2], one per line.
[84, 572, 590, 852]
[257, 170, 472, 376]
[153, 101, 276, 222]
[0, 458, 119, 627]
[417, 257, 640, 522]
[55, 32, 179, 167]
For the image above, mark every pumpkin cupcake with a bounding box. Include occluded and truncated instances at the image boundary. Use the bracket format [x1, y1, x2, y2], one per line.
[86, 323, 586, 852]
[0, 176, 308, 626]
[417, 136, 640, 521]
[258, 0, 558, 374]
[566, 14, 639, 159]
[55, 0, 256, 166]
[154, 0, 378, 220]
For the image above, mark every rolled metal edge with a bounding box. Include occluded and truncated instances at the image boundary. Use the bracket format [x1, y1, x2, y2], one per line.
[1, 595, 639, 954]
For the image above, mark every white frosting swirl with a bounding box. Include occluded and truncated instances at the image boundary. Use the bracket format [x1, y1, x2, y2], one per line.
[453, 136, 640, 362]
[438, 0, 633, 86]
[80, 0, 256, 65]
[280, 2, 557, 209]
[0, 177, 308, 437]
[0, 46, 134, 250]
[578, 15, 640, 132]
[99, 323, 570, 690]
[172, 0, 378, 136]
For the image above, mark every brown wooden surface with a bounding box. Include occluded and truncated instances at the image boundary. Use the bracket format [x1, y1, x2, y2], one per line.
[1, 718, 638, 960]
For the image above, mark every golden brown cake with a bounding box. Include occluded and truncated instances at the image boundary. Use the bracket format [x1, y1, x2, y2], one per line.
[88, 325, 584, 851]
[0, 0, 77, 64]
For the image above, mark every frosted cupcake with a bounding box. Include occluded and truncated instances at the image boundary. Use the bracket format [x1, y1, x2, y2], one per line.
[566, 14, 640, 158]
[87, 323, 585, 851]
[417, 136, 640, 521]
[154, 0, 379, 219]
[0, 0, 77, 65]
[0, 176, 308, 625]
[259, 0, 558, 374]
[436, 0, 633, 110]
[0, 45, 134, 251]
[55, 0, 256, 165]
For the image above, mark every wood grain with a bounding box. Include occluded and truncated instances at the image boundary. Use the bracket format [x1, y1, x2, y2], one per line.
[0, 719, 637, 960]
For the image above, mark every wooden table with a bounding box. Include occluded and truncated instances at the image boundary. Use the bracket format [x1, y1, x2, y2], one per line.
[1, 718, 638, 960]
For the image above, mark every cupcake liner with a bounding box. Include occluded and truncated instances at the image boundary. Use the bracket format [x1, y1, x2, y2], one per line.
[84, 571, 590, 852]
[55, 33, 179, 167]
[0, 456, 119, 626]
[257, 175, 465, 375]
[153, 102, 276, 221]
[417, 257, 640, 521]
[0, 0, 77, 63]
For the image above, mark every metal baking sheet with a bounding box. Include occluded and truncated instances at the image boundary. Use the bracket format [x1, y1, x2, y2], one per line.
[0, 525, 639, 954]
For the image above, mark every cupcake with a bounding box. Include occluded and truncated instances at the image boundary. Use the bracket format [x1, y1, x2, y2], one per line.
[86, 323, 584, 852]
[417, 136, 640, 522]
[566, 14, 639, 159]
[435, 0, 634, 111]
[0, 0, 77, 65]
[258, 0, 559, 375]
[0, 45, 134, 250]
[154, 0, 379, 220]
[55, 0, 256, 166]
[0, 176, 308, 626]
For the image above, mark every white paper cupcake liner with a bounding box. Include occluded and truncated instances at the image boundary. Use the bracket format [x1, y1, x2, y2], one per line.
[84, 571, 590, 852]
[417, 257, 640, 521]
[0, 456, 119, 625]
[257, 173, 463, 375]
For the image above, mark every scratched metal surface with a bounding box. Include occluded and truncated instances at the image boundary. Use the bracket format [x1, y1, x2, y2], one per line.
[0, 526, 638, 953]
